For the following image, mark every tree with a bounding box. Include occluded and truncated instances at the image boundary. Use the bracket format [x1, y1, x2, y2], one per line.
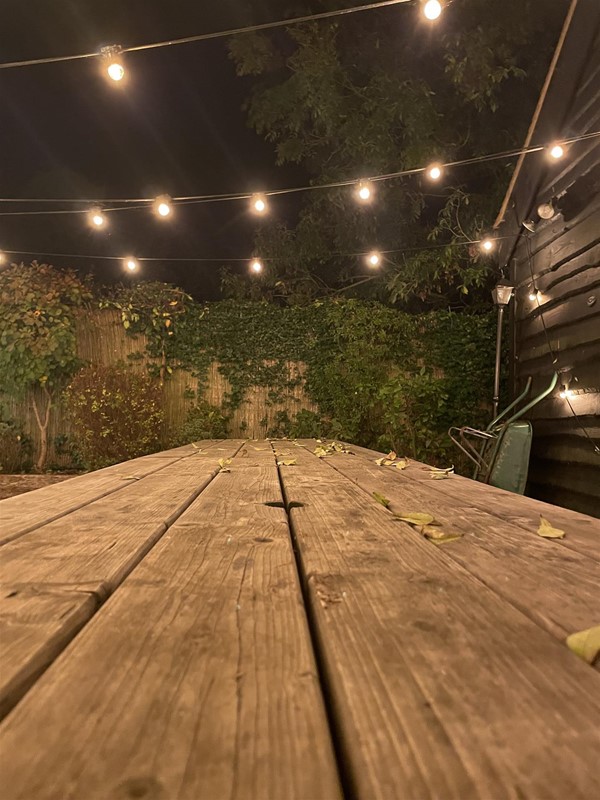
[227, 0, 565, 306]
[0, 262, 92, 469]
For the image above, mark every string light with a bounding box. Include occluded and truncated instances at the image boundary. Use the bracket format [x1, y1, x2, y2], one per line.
[537, 201, 555, 220]
[549, 143, 565, 160]
[559, 387, 574, 399]
[528, 288, 540, 302]
[88, 208, 106, 228]
[124, 257, 139, 272]
[154, 195, 173, 218]
[366, 251, 382, 268]
[101, 46, 125, 82]
[356, 180, 374, 203]
[426, 163, 443, 181]
[250, 258, 264, 274]
[251, 194, 268, 215]
[480, 238, 495, 253]
[422, 0, 443, 20]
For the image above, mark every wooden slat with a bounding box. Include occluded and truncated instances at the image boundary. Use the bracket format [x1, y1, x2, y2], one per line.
[277, 444, 600, 800]
[0, 441, 222, 546]
[334, 441, 600, 558]
[0, 441, 245, 719]
[0, 444, 342, 800]
[306, 444, 600, 640]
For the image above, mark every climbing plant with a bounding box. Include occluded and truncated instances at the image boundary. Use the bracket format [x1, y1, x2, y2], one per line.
[0, 262, 92, 469]
[108, 284, 496, 466]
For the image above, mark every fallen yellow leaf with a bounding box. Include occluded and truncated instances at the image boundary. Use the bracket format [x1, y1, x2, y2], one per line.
[396, 512, 435, 526]
[373, 492, 391, 508]
[277, 459, 297, 466]
[566, 626, 600, 665]
[537, 516, 565, 539]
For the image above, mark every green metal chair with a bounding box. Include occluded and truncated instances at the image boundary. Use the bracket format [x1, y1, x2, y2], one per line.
[448, 373, 558, 494]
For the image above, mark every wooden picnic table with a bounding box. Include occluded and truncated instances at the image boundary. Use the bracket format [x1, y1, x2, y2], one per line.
[0, 439, 599, 800]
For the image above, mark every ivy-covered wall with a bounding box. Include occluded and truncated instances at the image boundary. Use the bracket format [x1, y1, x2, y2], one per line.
[2, 277, 497, 471]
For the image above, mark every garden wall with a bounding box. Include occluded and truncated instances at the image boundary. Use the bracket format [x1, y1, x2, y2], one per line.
[5, 309, 315, 467]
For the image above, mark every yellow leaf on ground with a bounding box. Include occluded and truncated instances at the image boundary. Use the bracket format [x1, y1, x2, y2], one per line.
[395, 459, 408, 470]
[566, 626, 600, 665]
[218, 458, 232, 473]
[373, 492, 391, 508]
[277, 459, 297, 466]
[386, 451, 397, 461]
[537, 516, 565, 539]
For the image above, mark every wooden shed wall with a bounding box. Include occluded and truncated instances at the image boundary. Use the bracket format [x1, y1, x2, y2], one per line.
[497, 1, 600, 516]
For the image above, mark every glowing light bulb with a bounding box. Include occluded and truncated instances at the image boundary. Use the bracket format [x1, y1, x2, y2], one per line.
[89, 208, 106, 228]
[154, 195, 173, 218]
[250, 258, 263, 274]
[356, 181, 374, 203]
[427, 163, 443, 181]
[559, 388, 574, 399]
[366, 251, 382, 268]
[124, 257, 139, 272]
[107, 62, 125, 81]
[549, 143, 565, 160]
[423, 0, 443, 20]
[528, 291, 537, 302]
[481, 238, 494, 253]
[251, 194, 268, 215]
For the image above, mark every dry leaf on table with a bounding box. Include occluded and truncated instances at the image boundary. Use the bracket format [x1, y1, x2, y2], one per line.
[277, 459, 297, 466]
[373, 492, 391, 508]
[537, 516, 565, 539]
[566, 626, 600, 665]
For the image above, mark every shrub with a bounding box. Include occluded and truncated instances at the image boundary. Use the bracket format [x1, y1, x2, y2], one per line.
[64, 364, 164, 469]
[0, 417, 33, 473]
[172, 398, 229, 444]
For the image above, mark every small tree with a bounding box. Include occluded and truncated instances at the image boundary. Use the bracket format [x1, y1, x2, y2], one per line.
[0, 262, 92, 469]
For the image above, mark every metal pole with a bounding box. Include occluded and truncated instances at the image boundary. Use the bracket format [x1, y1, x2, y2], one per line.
[492, 305, 505, 418]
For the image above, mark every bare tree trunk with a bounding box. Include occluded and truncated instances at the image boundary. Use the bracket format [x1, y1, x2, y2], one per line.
[31, 385, 52, 471]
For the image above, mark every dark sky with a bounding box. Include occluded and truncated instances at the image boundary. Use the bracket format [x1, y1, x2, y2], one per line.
[0, 0, 301, 297]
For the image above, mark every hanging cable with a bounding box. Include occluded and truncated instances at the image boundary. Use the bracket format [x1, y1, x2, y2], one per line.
[0, 129, 598, 217]
[0, 0, 414, 71]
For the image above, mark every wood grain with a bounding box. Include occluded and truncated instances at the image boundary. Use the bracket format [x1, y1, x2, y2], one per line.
[0, 444, 342, 800]
[277, 443, 600, 800]
[307, 444, 600, 639]
[0, 442, 245, 720]
[0, 441, 222, 546]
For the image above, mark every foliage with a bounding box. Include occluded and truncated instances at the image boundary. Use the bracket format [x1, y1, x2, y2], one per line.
[171, 399, 230, 445]
[109, 285, 496, 467]
[99, 282, 194, 380]
[64, 363, 164, 469]
[0, 262, 91, 395]
[0, 262, 92, 469]
[227, 0, 565, 306]
[0, 415, 33, 473]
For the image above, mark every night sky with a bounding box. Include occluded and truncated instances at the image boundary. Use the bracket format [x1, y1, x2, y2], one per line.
[1, 0, 301, 297]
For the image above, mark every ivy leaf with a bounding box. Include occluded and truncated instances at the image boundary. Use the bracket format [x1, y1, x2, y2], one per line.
[566, 626, 600, 665]
[373, 492, 391, 508]
[537, 516, 565, 539]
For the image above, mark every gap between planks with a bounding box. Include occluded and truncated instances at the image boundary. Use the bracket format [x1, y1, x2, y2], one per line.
[0, 441, 246, 721]
[0, 443, 343, 800]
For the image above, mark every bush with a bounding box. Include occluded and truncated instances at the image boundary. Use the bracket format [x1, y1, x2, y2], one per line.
[64, 364, 164, 469]
[172, 398, 229, 444]
[0, 417, 33, 473]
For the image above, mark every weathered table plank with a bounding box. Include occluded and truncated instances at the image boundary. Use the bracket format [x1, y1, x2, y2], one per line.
[0, 441, 244, 719]
[0, 440, 223, 546]
[278, 445, 600, 800]
[304, 442, 600, 640]
[0, 446, 342, 800]
[339, 442, 600, 560]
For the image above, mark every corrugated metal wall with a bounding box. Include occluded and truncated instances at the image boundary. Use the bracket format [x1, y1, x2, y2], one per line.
[497, 1, 600, 516]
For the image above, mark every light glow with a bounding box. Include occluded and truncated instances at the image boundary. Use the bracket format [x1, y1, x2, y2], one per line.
[154, 195, 173, 218]
[549, 143, 565, 160]
[559, 388, 574, 399]
[366, 251, 382, 268]
[107, 62, 125, 81]
[481, 238, 494, 253]
[423, 0, 442, 20]
[427, 163, 443, 181]
[89, 208, 106, 228]
[251, 194, 268, 215]
[124, 257, 139, 272]
[250, 258, 263, 274]
[356, 181, 374, 203]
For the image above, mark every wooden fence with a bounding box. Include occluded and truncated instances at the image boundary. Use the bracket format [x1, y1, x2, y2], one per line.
[3, 310, 316, 468]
